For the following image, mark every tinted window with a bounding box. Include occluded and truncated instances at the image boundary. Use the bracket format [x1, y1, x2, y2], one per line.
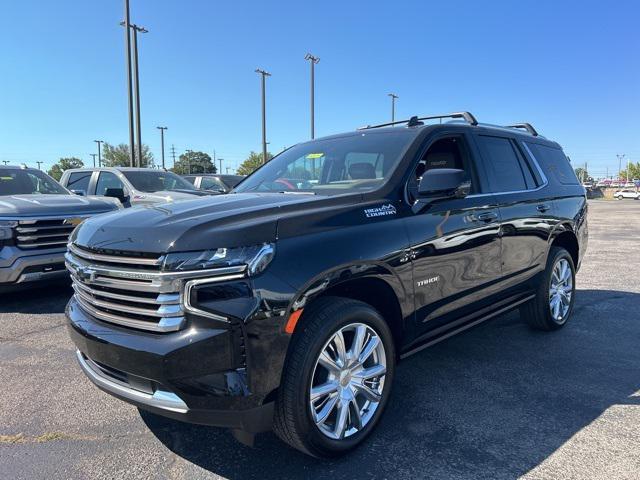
[200, 177, 226, 191]
[67, 172, 92, 192]
[183, 176, 196, 185]
[0, 169, 68, 195]
[477, 136, 527, 192]
[96, 172, 125, 196]
[122, 171, 196, 193]
[524, 142, 579, 185]
[407, 136, 478, 203]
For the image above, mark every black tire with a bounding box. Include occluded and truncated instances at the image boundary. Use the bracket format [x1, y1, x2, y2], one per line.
[520, 246, 576, 331]
[273, 296, 395, 458]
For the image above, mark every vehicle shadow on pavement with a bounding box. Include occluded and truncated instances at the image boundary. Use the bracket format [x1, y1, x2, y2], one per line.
[142, 288, 640, 479]
[0, 282, 72, 314]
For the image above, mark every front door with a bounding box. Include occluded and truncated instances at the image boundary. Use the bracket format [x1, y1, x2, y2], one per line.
[404, 132, 502, 338]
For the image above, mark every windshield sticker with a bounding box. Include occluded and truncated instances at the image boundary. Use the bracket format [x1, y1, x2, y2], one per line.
[306, 153, 324, 159]
[364, 204, 397, 218]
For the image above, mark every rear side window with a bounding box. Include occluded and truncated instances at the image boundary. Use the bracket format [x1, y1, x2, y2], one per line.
[476, 136, 528, 192]
[66, 172, 92, 192]
[524, 142, 579, 185]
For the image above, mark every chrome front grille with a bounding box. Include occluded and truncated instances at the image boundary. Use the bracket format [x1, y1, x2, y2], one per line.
[65, 243, 246, 333]
[15, 217, 84, 249]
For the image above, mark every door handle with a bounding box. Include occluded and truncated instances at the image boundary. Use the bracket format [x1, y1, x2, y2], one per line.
[537, 204, 551, 213]
[476, 212, 498, 222]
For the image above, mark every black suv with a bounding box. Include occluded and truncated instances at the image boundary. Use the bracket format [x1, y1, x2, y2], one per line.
[65, 112, 587, 457]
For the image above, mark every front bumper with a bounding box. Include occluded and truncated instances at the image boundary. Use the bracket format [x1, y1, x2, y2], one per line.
[66, 295, 278, 433]
[0, 247, 68, 286]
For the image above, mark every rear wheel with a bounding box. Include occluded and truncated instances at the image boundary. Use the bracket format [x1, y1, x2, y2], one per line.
[520, 246, 576, 331]
[273, 297, 395, 457]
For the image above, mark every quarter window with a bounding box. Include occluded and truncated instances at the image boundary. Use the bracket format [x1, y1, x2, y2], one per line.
[477, 136, 528, 192]
[524, 142, 579, 185]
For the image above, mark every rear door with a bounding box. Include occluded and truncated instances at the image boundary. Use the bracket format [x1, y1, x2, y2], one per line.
[473, 133, 555, 289]
[404, 131, 502, 338]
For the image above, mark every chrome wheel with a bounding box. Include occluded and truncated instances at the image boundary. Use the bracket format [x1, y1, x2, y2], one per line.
[309, 323, 387, 440]
[549, 258, 573, 322]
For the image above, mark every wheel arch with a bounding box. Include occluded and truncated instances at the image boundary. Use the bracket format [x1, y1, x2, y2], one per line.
[549, 228, 579, 268]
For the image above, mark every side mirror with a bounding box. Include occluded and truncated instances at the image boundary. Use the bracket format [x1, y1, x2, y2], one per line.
[104, 188, 129, 204]
[413, 168, 471, 213]
[70, 189, 86, 196]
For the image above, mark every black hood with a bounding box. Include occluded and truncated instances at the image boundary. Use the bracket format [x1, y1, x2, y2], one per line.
[0, 194, 119, 217]
[72, 193, 352, 254]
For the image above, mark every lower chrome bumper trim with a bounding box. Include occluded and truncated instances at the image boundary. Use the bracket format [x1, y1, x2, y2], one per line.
[75, 349, 188, 414]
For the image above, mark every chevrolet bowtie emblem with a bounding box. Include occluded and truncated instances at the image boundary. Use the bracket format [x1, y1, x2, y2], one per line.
[64, 217, 84, 227]
[78, 266, 97, 282]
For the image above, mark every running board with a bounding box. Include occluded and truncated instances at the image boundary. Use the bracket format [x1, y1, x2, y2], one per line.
[400, 294, 536, 359]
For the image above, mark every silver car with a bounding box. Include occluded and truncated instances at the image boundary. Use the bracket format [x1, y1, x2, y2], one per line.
[60, 167, 208, 207]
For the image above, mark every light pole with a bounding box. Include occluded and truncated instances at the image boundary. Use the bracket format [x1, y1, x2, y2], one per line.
[157, 127, 167, 169]
[255, 68, 271, 164]
[388, 93, 399, 123]
[94, 140, 103, 167]
[617, 154, 625, 181]
[36, 161, 43, 170]
[218, 158, 224, 174]
[304, 53, 320, 139]
[123, 0, 135, 167]
[90, 154, 97, 167]
[121, 22, 148, 167]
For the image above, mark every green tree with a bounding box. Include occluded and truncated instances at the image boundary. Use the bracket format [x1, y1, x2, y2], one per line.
[237, 151, 272, 176]
[574, 167, 590, 183]
[172, 150, 216, 175]
[48, 157, 84, 181]
[102, 143, 154, 168]
[619, 161, 640, 181]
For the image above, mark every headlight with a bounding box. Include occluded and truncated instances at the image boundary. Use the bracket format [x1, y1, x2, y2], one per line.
[162, 243, 275, 276]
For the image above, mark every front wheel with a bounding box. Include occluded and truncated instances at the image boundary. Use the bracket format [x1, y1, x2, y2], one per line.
[273, 297, 395, 457]
[520, 247, 576, 331]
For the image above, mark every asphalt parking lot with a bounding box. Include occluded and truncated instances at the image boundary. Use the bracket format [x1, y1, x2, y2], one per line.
[1, 200, 639, 480]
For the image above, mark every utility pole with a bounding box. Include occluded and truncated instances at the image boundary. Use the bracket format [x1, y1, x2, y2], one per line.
[90, 154, 97, 167]
[157, 126, 167, 169]
[36, 161, 43, 170]
[617, 154, 625, 181]
[212, 150, 216, 174]
[123, 0, 135, 167]
[304, 53, 320, 139]
[170, 144, 176, 168]
[94, 140, 103, 167]
[255, 68, 271, 164]
[388, 93, 399, 123]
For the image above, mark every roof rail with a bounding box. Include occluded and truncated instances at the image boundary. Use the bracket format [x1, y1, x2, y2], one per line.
[358, 111, 478, 130]
[506, 123, 538, 136]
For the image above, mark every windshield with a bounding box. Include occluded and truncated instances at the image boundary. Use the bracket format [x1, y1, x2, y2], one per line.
[233, 131, 414, 196]
[122, 171, 197, 193]
[0, 169, 69, 196]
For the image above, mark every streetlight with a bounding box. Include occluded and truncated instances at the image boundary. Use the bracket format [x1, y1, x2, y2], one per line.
[94, 140, 103, 167]
[90, 154, 97, 167]
[255, 68, 271, 164]
[36, 161, 43, 170]
[156, 126, 167, 169]
[123, 0, 135, 167]
[218, 158, 224, 174]
[388, 93, 399, 123]
[304, 53, 320, 139]
[121, 21, 148, 167]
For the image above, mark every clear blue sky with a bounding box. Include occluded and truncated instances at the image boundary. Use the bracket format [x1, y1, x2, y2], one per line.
[0, 0, 638, 178]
